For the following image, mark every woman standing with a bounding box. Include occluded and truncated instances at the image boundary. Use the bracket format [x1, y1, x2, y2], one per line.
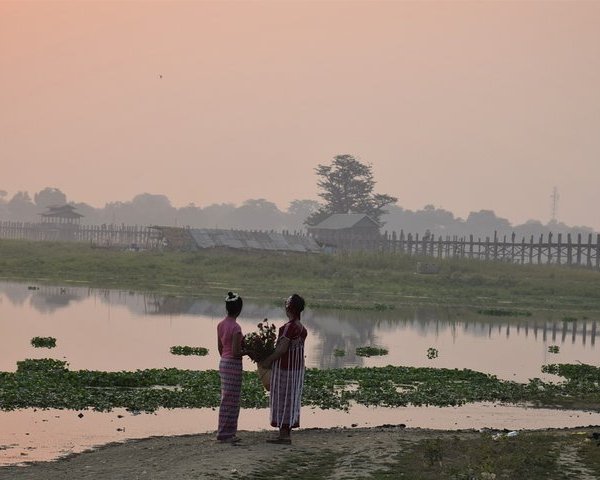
[216, 291, 244, 443]
[261, 294, 307, 444]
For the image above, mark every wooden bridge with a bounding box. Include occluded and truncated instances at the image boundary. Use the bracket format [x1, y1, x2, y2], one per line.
[326, 230, 600, 269]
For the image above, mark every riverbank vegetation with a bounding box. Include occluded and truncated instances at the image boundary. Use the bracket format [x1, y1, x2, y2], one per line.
[2, 239, 600, 311]
[1, 359, 599, 413]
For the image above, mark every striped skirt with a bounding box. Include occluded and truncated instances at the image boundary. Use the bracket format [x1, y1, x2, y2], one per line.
[217, 357, 243, 440]
[269, 347, 305, 429]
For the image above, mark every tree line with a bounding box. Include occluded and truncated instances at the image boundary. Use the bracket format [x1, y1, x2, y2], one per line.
[1, 155, 595, 238]
[0, 186, 594, 240]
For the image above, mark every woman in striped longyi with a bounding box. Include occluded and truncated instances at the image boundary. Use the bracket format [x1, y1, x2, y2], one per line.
[261, 294, 307, 445]
[216, 291, 244, 443]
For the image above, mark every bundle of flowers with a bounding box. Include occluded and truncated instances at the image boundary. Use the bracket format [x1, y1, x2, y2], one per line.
[243, 319, 276, 363]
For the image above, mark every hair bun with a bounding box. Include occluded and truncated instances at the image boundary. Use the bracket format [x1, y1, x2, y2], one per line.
[225, 291, 240, 302]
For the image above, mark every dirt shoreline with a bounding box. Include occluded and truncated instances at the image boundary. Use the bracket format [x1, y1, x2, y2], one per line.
[1, 425, 599, 480]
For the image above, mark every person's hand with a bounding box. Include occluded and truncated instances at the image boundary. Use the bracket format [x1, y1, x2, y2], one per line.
[260, 359, 272, 369]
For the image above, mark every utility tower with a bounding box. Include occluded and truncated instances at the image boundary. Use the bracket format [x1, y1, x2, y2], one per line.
[550, 186, 559, 223]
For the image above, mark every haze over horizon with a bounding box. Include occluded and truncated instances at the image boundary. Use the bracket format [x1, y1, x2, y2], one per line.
[2, 2, 600, 228]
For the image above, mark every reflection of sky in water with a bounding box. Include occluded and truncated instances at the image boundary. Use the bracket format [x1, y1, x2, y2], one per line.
[0, 281, 598, 381]
[4, 404, 600, 466]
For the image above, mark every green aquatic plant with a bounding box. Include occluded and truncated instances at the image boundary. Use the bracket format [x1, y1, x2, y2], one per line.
[373, 303, 394, 311]
[170, 346, 209, 356]
[307, 302, 395, 312]
[333, 349, 346, 357]
[427, 347, 439, 359]
[355, 346, 388, 357]
[1, 360, 599, 413]
[16, 358, 67, 373]
[30, 337, 56, 348]
[477, 309, 532, 317]
[562, 316, 578, 322]
[547, 345, 560, 354]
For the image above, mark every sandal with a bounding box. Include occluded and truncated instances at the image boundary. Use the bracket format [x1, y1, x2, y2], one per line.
[266, 437, 291, 444]
[219, 436, 241, 444]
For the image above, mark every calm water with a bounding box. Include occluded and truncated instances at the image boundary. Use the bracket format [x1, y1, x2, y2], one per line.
[0, 281, 597, 380]
[1, 280, 599, 465]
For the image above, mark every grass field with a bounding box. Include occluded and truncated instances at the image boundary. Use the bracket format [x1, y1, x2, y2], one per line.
[2, 239, 600, 311]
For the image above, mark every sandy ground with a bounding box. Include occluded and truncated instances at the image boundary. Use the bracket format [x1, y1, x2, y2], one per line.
[0, 426, 480, 480]
[3, 425, 599, 480]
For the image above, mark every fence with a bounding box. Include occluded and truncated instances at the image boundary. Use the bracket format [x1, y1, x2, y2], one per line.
[0, 221, 160, 248]
[329, 230, 600, 269]
[2, 221, 599, 269]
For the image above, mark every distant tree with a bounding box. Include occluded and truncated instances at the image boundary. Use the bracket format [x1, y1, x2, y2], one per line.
[177, 202, 204, 227]
[0, 190, 7, 219]
[287, 199, 320, 230]
[7, 191, 37, 221]
[129, 193, 177, 225]
[465, 210, 511, 233]
[69, 202, 98, 223]
[101, 193, 177, 225]
[34, 187, 67, 208]
[200, 203, 237, 228]
[307, 154, 397, 225]
[229, 199, 284, 230]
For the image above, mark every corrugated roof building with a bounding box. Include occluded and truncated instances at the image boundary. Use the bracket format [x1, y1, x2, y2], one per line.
[307, 213, 380, 249]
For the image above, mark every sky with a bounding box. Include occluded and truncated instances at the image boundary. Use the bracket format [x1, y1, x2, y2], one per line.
[1, 1, 600, 228]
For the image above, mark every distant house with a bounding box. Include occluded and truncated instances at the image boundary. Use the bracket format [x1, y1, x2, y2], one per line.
[307, 213, 380, 248]
[40, 204, 84, 225]
[37, 204, 83, 241]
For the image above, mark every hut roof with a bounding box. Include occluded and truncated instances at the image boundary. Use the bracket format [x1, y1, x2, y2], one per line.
[40, 204, 84, 218]
[310, 213, 379, 230]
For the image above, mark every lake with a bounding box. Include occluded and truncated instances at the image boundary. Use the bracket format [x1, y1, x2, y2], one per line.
[1, 280, 599, 465]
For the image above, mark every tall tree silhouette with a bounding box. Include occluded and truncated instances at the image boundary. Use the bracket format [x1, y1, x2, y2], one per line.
[307, 154, 397, 225]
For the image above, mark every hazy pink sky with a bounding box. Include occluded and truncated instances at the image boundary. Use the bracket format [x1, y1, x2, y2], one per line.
[2, 1, 599, 227]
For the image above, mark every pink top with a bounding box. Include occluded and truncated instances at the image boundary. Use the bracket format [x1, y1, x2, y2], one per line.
[217, 316, 242, 359]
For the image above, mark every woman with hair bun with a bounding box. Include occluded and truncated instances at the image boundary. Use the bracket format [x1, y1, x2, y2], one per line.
[261, 293, 307, 444]
[216, 291, 244, 443]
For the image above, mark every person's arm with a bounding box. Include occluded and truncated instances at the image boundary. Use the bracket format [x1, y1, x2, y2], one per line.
[232, 331, 243, 359]
[260, 336, 290, 368]
[217, 336, 223, 357]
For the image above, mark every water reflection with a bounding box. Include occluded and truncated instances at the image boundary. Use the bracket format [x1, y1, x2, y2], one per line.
[0, 281, 598, 380]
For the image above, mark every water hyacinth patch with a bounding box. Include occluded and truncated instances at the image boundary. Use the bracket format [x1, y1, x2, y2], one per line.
[30, 337, 57, 349]
[355, 346, 388, 357]
[427, 347, 439, 359]
[333, 349, 346, 357]
[304, 302, 395, 311]
[477, 309, 532, 317]
[548, 345, 560, 354]
[1, 360, 600, 412]
[170, 346, 209, 356]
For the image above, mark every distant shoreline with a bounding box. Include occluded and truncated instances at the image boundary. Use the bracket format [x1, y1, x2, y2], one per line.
[2, 239, 600, 312]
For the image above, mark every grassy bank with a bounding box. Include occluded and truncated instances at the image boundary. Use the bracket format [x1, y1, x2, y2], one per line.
[247, 429, 600, 480]
[2, 239, 600, 310]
